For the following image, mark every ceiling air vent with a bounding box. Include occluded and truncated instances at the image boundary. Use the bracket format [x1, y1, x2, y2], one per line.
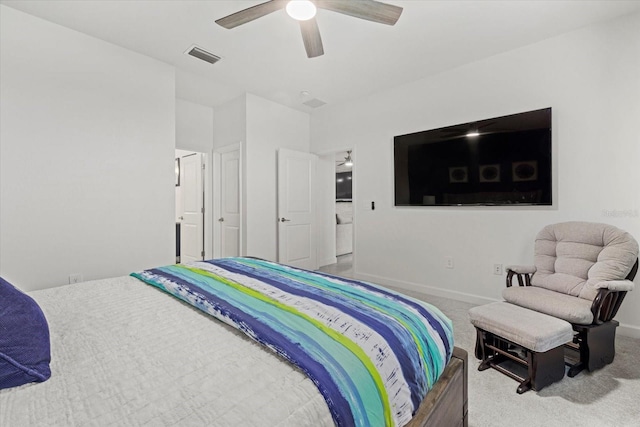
[185, 45, 221, 65]
[303, 98, 327, 108]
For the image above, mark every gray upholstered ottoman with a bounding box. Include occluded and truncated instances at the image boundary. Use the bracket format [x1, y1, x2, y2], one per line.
[469, 301, 574, 393]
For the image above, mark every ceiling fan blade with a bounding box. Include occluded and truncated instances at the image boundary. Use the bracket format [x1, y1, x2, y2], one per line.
[316, 0, 403, 26]
[215, 0, 286, 29]
[300, 17, 324, 58]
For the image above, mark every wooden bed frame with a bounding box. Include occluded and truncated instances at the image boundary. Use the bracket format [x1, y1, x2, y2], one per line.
[406, 346, 468, 427]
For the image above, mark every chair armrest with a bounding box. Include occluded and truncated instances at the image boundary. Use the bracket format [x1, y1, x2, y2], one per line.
[591, 288, 628, 324]
[594, 280, 635, 292]
[505, 265, 535, 287]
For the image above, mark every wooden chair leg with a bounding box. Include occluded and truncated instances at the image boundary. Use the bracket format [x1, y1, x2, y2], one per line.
[517, 379, 532, 394]
[567, 361, 584, 378]
[568, 321, 619, 377]
[474, 328, 486, 360]
[529, 346, 565, 390]
[584, 321, 618, 371]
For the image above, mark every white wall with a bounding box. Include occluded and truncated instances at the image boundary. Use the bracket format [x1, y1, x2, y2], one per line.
[212, 94, 310, 261]
[175, 99, 214, 258]
[213, 95, 247, 151]
[176, 99, 214, 153]
[245, 94, 310, 260]
[0, 6, 176, 291]
[213, 95, 248, 255]
[310, 13, 640, 335]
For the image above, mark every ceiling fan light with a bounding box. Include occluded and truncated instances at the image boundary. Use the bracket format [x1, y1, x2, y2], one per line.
[286, 0, 316, 21]
[343, 150, 354, 167]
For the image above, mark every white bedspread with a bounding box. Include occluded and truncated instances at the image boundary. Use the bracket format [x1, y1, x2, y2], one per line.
[0, 276, 333, 426]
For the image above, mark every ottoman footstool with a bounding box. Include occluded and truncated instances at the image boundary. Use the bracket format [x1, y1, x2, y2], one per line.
[469, 301, 574, 393]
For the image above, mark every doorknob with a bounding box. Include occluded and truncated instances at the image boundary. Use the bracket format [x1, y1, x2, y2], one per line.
[280, 218, 291, 222]
[179, 216, 184, 221]
[218, 217, 224, 222]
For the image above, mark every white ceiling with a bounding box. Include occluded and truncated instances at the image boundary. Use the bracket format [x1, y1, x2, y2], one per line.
[3, 1, 639, 113]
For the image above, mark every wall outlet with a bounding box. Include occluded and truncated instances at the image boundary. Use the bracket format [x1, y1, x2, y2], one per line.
[445, 257, 454, 269]
[69, 274, 83, 284]
[493, 264, 503, 275]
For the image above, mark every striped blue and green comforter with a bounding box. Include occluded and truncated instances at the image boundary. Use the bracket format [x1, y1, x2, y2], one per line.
[131, 257, 453, 427]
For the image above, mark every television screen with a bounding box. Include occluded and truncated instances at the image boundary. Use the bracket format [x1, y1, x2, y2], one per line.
[336, 171, 352, 200]
[394, 108, 552, 206]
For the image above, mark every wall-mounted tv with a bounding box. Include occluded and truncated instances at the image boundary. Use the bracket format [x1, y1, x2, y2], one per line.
[336, 171, 352, 201]
[394, 108, 552, 206]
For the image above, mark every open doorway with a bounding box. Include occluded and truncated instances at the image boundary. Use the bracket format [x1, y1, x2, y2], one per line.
[316, 149, 354, 276]
[175, 149, 207, 264]
[335, 149, 353, 260]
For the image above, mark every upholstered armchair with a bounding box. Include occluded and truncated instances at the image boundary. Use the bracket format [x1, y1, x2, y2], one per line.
[504, 222, 638, 377]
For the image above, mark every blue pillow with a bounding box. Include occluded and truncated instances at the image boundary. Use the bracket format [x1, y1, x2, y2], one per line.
[0, 277, 51, 389]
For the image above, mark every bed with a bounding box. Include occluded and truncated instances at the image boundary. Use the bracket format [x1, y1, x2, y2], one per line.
[0, 258, 467, 426]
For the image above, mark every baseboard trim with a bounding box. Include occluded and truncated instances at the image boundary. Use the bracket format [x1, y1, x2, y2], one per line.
[618, 323, 640, 339]
[354, 271, 640, 339]
[318, 257, 338, 268]
[353, 271, 497, 306]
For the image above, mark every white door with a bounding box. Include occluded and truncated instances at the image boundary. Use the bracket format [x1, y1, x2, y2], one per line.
[219, 148, 241, 257]
[277, 148, 317, 270]
[180, 153, 204, 263]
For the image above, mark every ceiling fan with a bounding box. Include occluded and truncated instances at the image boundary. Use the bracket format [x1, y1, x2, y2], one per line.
[216, 0, 403, 58]
[336, 150, 353, 167]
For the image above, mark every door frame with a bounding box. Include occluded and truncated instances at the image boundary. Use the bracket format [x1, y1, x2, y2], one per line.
[213, 142, 244, 258]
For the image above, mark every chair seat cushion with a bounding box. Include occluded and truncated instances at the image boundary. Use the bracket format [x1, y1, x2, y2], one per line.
[469, 302, 574, 352]
[503, 286, 594, 325]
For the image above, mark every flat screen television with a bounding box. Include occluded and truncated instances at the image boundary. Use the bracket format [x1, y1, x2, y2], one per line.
[394, 108, 552, 206]
[336, 171, 352, 201]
